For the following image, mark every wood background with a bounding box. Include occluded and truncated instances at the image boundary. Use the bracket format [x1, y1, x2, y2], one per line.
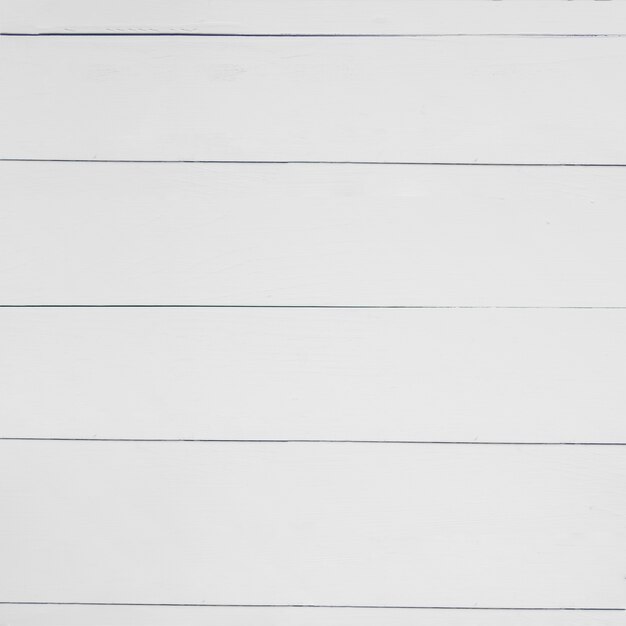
[1, 1, 625, 624]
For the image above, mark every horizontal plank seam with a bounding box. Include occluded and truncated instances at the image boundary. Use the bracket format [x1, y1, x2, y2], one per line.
[2, 305, 626, 310]
[1, 439, 624, 445]
[0, 603, 623, 610]
[4, 159, 626, 167]
[3, 33, 626, 38]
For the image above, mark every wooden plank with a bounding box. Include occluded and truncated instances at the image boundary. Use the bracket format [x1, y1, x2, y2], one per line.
[3, 162, 626, 306]
[2, 307, 625, 442]
[2, 37, 626, 163]
[0, 442, 623, 607]
[1, 605, 624, 626]
[4, 0, 626, 35]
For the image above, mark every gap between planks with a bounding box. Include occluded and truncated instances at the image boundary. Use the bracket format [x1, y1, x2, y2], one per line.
[0, 603, 623, 611]
[2, 305, 626, 309]
[4, 159, 626, 166]
[0, 439, 624, 445]
[3, 33, 626, 38]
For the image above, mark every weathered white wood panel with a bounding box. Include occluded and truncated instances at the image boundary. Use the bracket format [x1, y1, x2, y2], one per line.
[2, 2, 625, 622]
[0, 442, 623, 607]
[1, 604, 623, 626]
[2, 37, 626, 163]
[4, 0, 626, 35]
[2, 163, 626, 306]
[2, 308, 625, 442]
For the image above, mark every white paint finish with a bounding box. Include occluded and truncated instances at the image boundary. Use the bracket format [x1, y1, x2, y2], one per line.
[4, 0, 626, 35]
[1, 442, 624, 606]
[2, 4, 625, 620]
[2, 37, 626, 163]
[1, 605, 624, 626]
[3, 162, 626, 306]
[2, 308, 626, 442]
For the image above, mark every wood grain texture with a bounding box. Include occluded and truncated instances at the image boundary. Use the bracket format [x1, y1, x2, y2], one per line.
[2, 1, 625, 621]
[2, 37, 626, 163]
[3, 0, 626, 35]
[1, 442, 624, 607]
[2, 162, 626, 306]
[1, 605, 624, 626]
[2, 307, 625, 442]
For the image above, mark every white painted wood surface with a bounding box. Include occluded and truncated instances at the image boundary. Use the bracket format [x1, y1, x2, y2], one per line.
[2, 36, 626, 163]
[3, 162, 626, 306]
[1, 442, 624, 608]
[4, 0, 626, 35]
[2, 605, 624, 626]
[2, 307, 626, 442]
[2, 1, 625, 623]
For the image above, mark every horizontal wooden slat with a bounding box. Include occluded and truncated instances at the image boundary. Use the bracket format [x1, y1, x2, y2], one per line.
[2, 162, 626, 306]
[4, 0, 626, 35]
[1, 443, 624, 607]
[2, 308, 625, 442]
[2, 37, 626, 163]
[1, 605, 624, 626]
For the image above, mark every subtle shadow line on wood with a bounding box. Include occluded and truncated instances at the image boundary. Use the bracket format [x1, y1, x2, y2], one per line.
[2, 305, 626, 309]
[3, 159, 626, 167]
[1, 438, 624, 446]
[0, 602, 623, 611]
[3, 32, 626, 38]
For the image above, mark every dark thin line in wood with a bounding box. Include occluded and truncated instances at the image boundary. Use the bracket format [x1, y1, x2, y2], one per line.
[2, 32, 626, 38]
[1, 438, 624, 445]
[3, 159, 626, 167]
[0, 602, 623, 611]
[2, 305, 626, 309]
